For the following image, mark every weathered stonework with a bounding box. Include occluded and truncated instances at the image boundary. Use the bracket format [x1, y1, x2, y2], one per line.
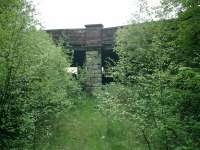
[46, 24, 123, 92]
[84, 24, 103, 92]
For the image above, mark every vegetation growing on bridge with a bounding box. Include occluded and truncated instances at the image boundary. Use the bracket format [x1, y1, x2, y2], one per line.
[0, 0, 200, 149]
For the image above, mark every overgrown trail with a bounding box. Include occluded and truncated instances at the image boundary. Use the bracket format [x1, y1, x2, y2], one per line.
[47, 99, 108, 150]
[37, 97, 146, 150]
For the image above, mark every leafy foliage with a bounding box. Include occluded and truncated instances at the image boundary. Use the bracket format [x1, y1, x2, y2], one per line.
[1, 0, 200, 149]
[0, 0, 80, 149]
[97, 1, 200, 149]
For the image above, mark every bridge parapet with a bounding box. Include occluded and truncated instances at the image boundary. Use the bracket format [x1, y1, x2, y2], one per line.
[46, 25, 121, 47]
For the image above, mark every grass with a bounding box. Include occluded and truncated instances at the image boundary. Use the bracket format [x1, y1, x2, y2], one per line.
[37, 96, 147, 150]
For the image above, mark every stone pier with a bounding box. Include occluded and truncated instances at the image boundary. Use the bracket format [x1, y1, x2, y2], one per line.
[84, 24, 103, 92]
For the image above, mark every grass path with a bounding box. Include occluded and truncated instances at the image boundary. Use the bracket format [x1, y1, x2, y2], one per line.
[37, 97, 147, 150]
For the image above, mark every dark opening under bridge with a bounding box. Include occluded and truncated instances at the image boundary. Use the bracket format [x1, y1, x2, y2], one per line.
[46, 24, 123, 92]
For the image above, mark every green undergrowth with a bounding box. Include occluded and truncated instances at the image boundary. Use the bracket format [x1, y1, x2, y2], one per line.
[37, 95, 147, 150]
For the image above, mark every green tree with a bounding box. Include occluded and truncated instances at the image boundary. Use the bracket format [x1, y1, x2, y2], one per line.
[0, 0, 80, 149]
[97, 1, 200, 149]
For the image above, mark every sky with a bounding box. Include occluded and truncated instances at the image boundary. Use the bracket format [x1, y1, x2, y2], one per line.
[33, 0, 160, 29]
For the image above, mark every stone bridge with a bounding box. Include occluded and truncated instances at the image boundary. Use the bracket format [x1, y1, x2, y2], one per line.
[46, 24, 123, 92]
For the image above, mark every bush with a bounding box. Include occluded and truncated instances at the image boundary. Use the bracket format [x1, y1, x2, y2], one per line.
[0, 0, 81, 148]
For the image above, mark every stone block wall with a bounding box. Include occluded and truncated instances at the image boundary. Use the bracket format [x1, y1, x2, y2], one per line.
[85, 49, 102, 92]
